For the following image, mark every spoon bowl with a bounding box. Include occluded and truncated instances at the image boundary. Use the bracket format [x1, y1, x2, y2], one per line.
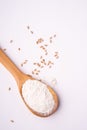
[0, 49, 59, 117]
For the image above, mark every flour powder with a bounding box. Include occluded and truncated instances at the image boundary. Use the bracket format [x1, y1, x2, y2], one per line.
[22, 79, 55, 115]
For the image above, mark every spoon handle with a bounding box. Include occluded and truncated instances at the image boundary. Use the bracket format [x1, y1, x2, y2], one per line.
[0, 49, 24, 85]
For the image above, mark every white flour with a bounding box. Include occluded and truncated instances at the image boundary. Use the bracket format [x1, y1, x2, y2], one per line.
[22, 79, 55, 115]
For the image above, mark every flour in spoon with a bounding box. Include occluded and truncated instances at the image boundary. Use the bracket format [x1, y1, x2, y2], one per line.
[22, 79, 55, 115]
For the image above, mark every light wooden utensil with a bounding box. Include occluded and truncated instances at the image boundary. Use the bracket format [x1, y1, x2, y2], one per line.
[0, 49, 59, 117]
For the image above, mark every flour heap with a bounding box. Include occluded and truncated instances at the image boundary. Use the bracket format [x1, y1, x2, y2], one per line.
[22, 79, 55, 116]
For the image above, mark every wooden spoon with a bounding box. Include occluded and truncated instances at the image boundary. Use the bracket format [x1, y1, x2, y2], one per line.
[0, 49, 59, 117]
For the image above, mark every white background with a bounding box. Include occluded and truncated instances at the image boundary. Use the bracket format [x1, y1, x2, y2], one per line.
[0, 0, 87, 130]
